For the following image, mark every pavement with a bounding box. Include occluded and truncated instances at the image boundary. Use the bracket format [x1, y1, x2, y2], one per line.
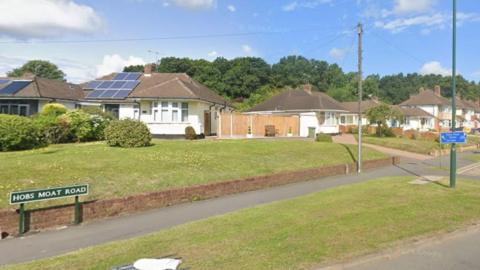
[322, 225, 480, 270]
[0, 149, 479, 267]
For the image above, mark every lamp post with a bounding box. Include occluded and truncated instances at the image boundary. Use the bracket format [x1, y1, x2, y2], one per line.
[449, 0, 457, 188]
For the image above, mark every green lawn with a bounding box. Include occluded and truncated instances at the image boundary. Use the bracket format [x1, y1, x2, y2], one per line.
[362, 135, 480, 155]
[0, 139, 386, 209]
[4, 177, 480, 270]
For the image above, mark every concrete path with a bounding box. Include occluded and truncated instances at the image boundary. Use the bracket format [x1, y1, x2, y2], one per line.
[0, 151, 478, 266]
[332, 134, 432, 160]
[323, 225, 480, 270]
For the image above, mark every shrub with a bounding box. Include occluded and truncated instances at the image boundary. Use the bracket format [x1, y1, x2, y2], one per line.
[33, 114, 71, 144]
[185, 126, 197, 140]
[315, 133, 332, 142]
[0, 114, 44, 151]
[81, 107, 115, 120]
[348, 126, 369, 134]
[41, 103, 67, 117]
[60, 110, 94, 142]
[104, 119, 151, 148]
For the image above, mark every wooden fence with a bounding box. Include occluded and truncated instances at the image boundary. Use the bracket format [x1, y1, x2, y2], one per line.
[218, 113, 300, 138]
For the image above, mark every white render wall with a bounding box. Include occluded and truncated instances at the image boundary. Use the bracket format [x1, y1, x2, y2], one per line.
[119, 100, 221, 135]
[299, 112, 339, 136]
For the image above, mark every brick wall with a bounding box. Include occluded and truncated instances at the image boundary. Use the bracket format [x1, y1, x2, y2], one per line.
[0, 157, 399, 238]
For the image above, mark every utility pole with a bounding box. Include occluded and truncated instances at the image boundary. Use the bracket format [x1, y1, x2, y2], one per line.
[450, 0, 457, 188]
[357, 23, 363, 173]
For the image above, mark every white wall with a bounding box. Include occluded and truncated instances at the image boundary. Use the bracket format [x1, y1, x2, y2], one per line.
[299, 112, 339, 136]
[118, 100, 222, 135]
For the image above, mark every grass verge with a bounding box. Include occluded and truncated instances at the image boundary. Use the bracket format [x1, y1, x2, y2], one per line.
[361, 135, 480, 155]
[0, 139, 386, 209]
[4, 177, 480, 270]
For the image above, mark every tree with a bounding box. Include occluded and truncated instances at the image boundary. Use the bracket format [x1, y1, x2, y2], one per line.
[7, 60, 66, 81]
[365, 104, 403, 137]
[123, 65, 144, 72]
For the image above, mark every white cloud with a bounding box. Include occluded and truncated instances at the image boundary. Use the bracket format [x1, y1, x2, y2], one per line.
[329, 47, 349, 61]
[282, 0, 331, 12]
[242, 45, 253, 55]
[0, 0, 103, 39]
[170, 0, 216, 9]
[207, 51, 218, 57]
[227, 4, 236, 12]
[394, 0, 436, 15]
[419, 61, 451, 76]
[283, 2, 298, 12]
[96, 55, 146, 78]
[375, 13, 446, 33]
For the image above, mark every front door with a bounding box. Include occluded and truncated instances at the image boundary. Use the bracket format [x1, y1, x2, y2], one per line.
[204, 111, 211, 136]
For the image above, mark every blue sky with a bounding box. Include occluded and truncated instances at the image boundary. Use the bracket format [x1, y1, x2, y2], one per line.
[0, 0, 478, 83]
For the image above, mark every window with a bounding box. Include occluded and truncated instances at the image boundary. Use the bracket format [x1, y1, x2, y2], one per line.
[171, 102, 179, 122]
[161, 102, 168, 122]
[133, 104, 139, 119]
[340, 116, 346, 124]
[19, 105, 28, 116]
[181, 103, 188, 122]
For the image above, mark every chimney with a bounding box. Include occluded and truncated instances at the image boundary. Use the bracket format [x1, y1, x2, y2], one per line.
[143, 63, 157, 77]
[303, 84, 313, 94]
[434, 85, 441, 96]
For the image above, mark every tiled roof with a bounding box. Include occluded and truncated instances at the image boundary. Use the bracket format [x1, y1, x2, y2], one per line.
[1, 77, 84, 101]
[341, 99, 381, 114]
[400, 89, 450, 106]
[248, 87, 348, 112]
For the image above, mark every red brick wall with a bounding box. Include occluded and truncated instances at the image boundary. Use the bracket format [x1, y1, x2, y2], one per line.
[0, 157, 399, 238]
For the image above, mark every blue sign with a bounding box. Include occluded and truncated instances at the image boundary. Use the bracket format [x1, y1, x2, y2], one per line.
[440, 132, 467, 144]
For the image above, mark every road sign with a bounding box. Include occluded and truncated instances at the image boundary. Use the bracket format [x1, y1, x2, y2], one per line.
[440, 132, 467, 144]
[9, 184, 89, 205]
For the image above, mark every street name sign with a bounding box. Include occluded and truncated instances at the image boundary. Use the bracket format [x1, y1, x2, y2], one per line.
[9, 184, 89, 205]
[440, 132, 467, 144]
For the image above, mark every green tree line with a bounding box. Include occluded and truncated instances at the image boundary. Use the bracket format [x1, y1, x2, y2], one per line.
[125, 55, 480, 109]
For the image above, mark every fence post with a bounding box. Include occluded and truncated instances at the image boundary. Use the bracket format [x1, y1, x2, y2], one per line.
[230, 112, 233, 137]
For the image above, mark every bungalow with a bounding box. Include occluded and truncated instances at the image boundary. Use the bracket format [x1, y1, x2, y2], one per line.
[339, 99, 381, 132]
[246, 85, 348, 136]
[82, 64, 232, 136]
[340, 98, 435, 132]
[0, 76, 83, 116]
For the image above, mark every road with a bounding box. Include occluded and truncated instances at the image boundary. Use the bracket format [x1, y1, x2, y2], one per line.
[335, 226, 480, 270]
[0, 150, 478, 266]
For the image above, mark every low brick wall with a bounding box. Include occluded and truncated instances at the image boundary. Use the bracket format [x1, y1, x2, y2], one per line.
[0, 157, 400, 238]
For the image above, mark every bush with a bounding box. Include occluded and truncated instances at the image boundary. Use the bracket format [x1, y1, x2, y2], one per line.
[315, 133, 332, 142]
[81, 107, 115, 121]
[104, 119, 151, 148]
[185, 126, 197, 140]
[0, 114, 44, 151]
[41, 103, 67, 117]
[348, 126, 369, 134]
[33, 114, 71, 144]
[60, 110, 94, 142]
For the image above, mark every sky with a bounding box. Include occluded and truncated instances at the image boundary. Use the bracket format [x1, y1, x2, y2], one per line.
[0, 0, 478, 83]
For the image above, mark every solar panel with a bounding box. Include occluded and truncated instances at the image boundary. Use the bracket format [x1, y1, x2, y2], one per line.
[0, 81, 31, 95]
[113, 73, 128, 80]
[86, 90, 105, 98]
[87, 80, 102, 89]
[121, 81, 139, 90]
[125, 73, 141, 81]
[99, 90, 119, 98]
[97, 81, 114, 89]
[0, 79, 10, 84]
[113, 90, 131, 99]
[110, 81, 127, 89]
